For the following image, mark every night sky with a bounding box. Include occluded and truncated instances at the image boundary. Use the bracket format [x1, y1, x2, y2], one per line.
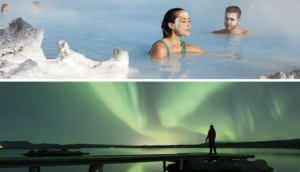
[0, 82, 299, 145]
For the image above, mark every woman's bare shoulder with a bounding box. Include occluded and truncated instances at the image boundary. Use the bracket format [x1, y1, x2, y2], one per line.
[150, 41, 168, 59]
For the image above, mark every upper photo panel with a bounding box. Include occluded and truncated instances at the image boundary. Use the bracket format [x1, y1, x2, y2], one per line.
[0, 0, 299, 79]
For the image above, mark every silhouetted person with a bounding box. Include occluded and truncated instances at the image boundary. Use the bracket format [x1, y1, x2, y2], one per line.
[206, 125, 217, 154]
[1, 4, 9, 15]
[32, 1, 40, 13]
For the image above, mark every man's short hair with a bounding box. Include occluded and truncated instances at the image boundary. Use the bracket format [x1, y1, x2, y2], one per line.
[32, 1, 39, 7]
[225, 6, 242, 19]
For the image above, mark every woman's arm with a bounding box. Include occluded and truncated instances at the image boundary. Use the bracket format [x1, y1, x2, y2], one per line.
[186, 43, 205, 53]
[187, 43, 241, 59]
[205, 52, 241, 59]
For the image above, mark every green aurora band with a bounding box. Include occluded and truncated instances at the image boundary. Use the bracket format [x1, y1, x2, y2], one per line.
[89, 82, 296, 144]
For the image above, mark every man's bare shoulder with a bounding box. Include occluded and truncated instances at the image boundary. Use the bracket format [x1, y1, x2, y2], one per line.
[210, 29, 227, 34]
[240, 29, 253, 35]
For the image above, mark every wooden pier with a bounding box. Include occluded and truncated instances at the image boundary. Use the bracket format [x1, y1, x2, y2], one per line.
[0, 153, 254, 172]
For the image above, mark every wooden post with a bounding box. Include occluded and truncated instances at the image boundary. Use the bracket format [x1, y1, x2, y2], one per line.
[180, 159, 183, 171]
[88, 164, 104, 172]
[29, 167, 40, 172]
[163, 161, 166, 172]
[98, 164, 104, 172]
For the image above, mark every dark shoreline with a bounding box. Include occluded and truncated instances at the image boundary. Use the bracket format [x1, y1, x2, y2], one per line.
[0, 145, 299, 150]
[1, 138, 300, 150]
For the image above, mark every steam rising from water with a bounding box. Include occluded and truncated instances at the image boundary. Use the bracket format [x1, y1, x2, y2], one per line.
[3, 0, 299, 38]
[186, 0, 300, 39]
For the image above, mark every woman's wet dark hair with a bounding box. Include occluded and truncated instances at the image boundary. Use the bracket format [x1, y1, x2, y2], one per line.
[1, 4, 8, 12]
[210, 125, 215, 130]
[161, 8, 184, 38]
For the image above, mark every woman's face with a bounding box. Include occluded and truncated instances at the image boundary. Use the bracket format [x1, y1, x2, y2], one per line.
[173, 10, 191, 36]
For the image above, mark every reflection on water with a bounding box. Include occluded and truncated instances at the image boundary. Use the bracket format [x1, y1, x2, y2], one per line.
[1, 13, 8, 17]
[224, 35, 247, 56]
[152, 55, 191, 79]
[0, 148, 299, 172]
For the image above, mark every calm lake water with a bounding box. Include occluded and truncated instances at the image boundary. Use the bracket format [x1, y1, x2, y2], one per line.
[0, 148, 299, 172]
[1, 0, 300, 79]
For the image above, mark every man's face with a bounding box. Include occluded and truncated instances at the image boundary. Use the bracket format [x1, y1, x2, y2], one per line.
[224, 12, 240, 30]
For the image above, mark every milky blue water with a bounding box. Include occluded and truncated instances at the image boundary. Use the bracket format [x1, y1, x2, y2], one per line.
[0, 148, 299, 172]
[1, 0, 300, 79]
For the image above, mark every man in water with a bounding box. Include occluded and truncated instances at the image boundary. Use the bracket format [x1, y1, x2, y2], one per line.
[211, 6, 252, 35]
[206, 125, 217, 154]
[1, 4, 9, 15]
[32, 1, 40, 12]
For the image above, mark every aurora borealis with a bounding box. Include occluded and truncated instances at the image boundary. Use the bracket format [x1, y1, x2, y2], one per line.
[0, 82, 299, 145]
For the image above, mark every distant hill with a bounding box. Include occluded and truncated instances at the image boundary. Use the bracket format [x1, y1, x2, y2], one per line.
[1, 138, 299, 149]
[0, 141, 60, 149]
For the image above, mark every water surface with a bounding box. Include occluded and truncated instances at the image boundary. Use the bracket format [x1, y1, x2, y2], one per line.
[0, 148, 299, 172]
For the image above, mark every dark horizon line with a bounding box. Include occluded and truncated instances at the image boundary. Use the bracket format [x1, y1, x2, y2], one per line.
[1, 137, 300, 146]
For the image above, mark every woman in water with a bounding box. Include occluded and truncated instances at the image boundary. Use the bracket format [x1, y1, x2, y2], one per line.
[149, 8, 204, 59]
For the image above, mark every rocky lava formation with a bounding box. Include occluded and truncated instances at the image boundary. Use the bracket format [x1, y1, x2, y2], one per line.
[0, 18, 137, 79]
